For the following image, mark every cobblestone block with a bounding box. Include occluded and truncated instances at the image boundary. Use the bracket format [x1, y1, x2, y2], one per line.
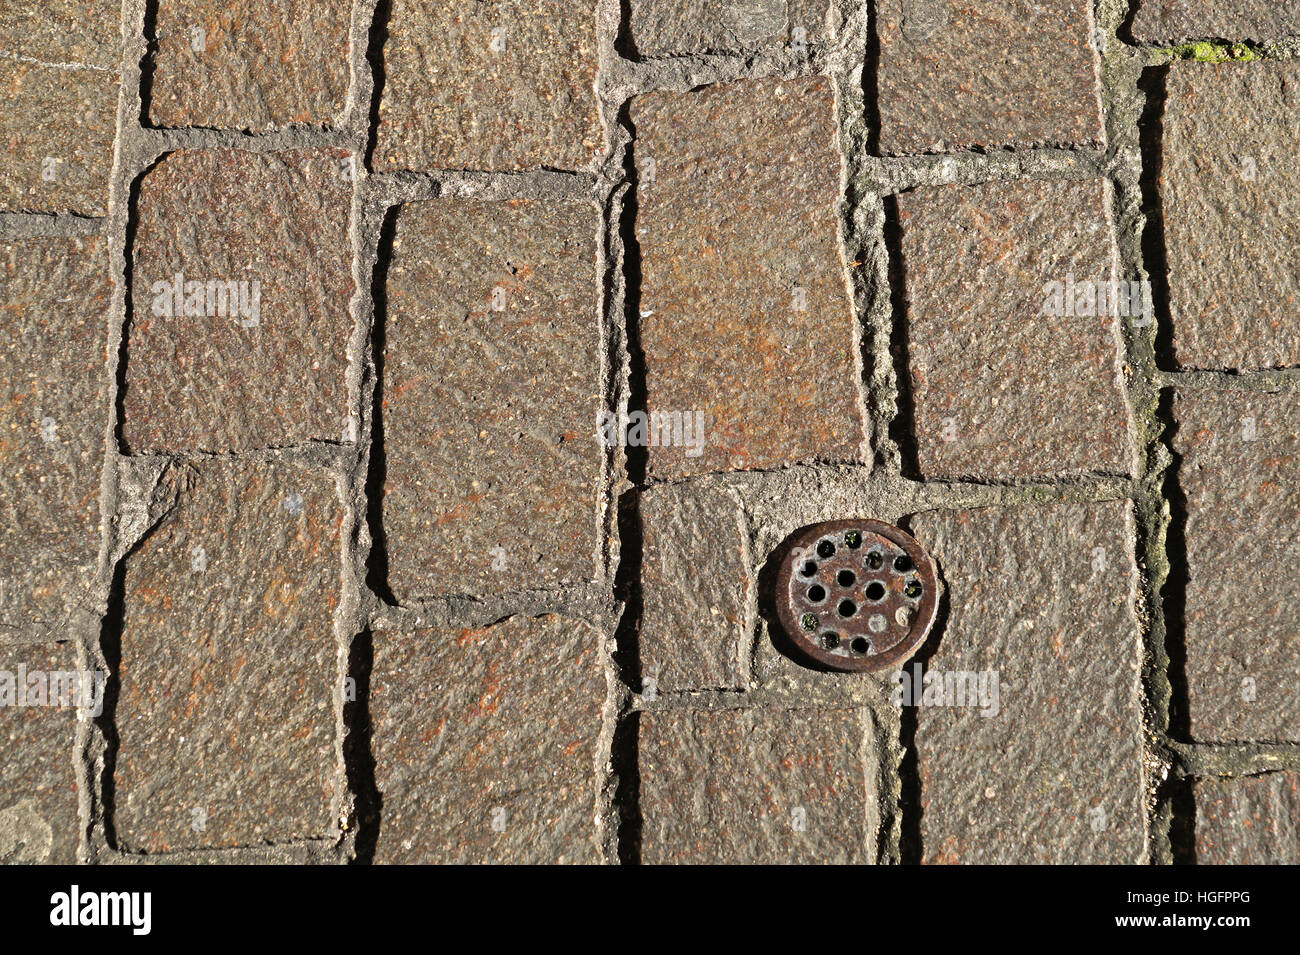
[639, 707, 875, 864]
[1195, 773, 1300, 864]
[122, 148, 355, 454]
[1171, 389, 1300, 743]
[148, 0, 351, 131]
[0, 643, 82, 864]
[627, 0, 828, 55]
[370, 615, 607, 864]
[630, 76, 861, 479]
[875, 0, 1104, 154]
[909, 501, 1147, 863]
[1160, 61, 1300, 370]
[113, 459, 342, 852]
[1132, 1, 1300, 43]
[379, 197, 603, 600]
[374, 0, 602, 172]
[639, 483, 752, 693]
[1, 237, 110, 638]
[897, 178, 1135, 480]
[0, 1, 120, 214]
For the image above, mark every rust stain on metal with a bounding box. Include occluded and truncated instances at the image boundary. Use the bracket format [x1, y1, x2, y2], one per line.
[773, 519, 939, 673]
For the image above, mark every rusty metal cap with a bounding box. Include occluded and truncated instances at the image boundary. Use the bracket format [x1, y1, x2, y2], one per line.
[774, 519, 938, 673]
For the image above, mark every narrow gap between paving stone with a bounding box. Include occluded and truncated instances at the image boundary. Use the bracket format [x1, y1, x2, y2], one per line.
[1137, 63, 1178, 371]
[881, 194, 920, 477]
[343, 631, 380, 864]
[611, 105, 650, 863]
[1157, 390, 1193, 742]
[364, 207, 399, 606]
[1168, 776, 1197, 864]
[364, 0, 393, 167]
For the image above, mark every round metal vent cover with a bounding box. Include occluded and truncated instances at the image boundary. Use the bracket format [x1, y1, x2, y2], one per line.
[774, 519, 938, 673]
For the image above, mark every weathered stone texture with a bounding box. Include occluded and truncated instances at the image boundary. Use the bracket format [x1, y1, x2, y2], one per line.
[370, 615, 607, 864]
[379, 197, 603, 600]
[628, 0, 828, 55]
[1, 237, 110, 638]
[0, 0, 120, 214]
[1161, 61, 1300, 370]
[875, 0, 1104, 154]
[639, 483, 751, 692]
[122, 149, 355, 454]
[630, 76, 861, 479]
[1171, 389, 1300, 743]
[1132, 1, 1300, 42]
[909, 501, 1147, 864]
[148, 0, 351, 130]
[374, 1, 602, 171]
[639, 707, 874, 864]
[897, 178, 1134, 480]
[1195, 773, 1300, 865]
[0, 643, 81, 864]
[113, 460, 342, 852]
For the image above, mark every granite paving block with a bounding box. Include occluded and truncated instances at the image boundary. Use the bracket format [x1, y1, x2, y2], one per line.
[122, 148, 355, 453]
[630, 76, 861, 479]
[370, 614, 607, 863]
[909, 501, 1146, 863]
[379, 196, 603, 600]
[0, 237, 110, 638]
[897, 178, 1134, 480]
[113, 459, 342, 852]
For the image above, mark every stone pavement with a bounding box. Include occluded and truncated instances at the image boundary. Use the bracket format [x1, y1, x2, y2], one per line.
[1, 0, 1297, 864]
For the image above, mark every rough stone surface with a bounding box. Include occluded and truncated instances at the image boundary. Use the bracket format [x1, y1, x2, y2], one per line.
[113, 460, 342, 852]
[374, 0, 602, 172]
[627, 0, 828, 56]
[909, 501, 1147, 864]
[122, 149, 355, 453]
[639, 707, 874, 864]
[380, 197, 603, 600]
[0, 237, 110, 639]
[1132, 1, 1300, 42]
[1160, 61, 1300, 370]
[630, 76, 861, 479]
[0, 1, 120, 214]
[370, 615, 606, 864]
[897, 178, 1135, 481]
[1171, 389, 1300, 743]
[148, 0, 351, 131]
[639, 483, 751, 693]
[0, 643, 81, 864]
[1195, 773, 1300, 865]
[875, 0, 1104, 155]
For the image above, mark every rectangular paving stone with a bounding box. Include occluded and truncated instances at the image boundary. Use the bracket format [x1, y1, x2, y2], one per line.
[639, 483, 752, 693]
[639, 707, 875, 864]
[628, 0, 828, 56]
[1160, 62, 1300, 370]
[122, 148, 355, 453]
[630, 76, 862, 479]
[148, 0, 351, 131]
[380, 197, 603, 600]
[909, 501, 1147, 864]
[1171, 389, 1300, 743]
[897, 178, 1134, 481]
[113, 459, 342, 852]
[1195, 774, 1300, 865]
[875, 0, 1104, 154]
[1, 237, 110, 639]
[0, 643, 82, 864]
[1132, 1, 1300, 43]
[0, 1, 120, 214]
[374, 0, 602, 172]
[370, 615, 607, 864]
